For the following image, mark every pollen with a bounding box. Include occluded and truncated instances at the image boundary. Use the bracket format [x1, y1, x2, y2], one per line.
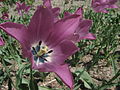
[37, 46, 48, 56]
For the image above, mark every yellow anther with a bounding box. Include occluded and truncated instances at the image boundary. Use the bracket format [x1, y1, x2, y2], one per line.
[37, 46, 48, 56]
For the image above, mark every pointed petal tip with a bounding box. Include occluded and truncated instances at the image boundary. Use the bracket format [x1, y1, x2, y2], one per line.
[84, 33, 96, 40]
[53, 64, 74, 89]
[0, 22, 27, 43]
[75, 7, 83, 15]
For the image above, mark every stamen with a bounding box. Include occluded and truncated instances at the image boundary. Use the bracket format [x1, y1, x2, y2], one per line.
[47, 50, 53, 53]
[39, 56, 48, 61]
[39, 41, 42, 46]
[36, 41, 42, 52]
[32, 47, 37, 54]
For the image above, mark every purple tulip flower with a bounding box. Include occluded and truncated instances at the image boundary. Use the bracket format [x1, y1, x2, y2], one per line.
[91, 0, 119, 13]
[16, 2, 31, 16]
[0, 5, 82, 89]
[0, 36, 4, 46]
[43, 0, 95, 42]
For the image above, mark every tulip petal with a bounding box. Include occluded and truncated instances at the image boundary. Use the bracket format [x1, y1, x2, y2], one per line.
[77, 20, 92, 35]
[82, 33, 96, 40]
[35, 63, 73, 89]
[28, 6, 54, 42]
[75, 7, 83, 19]
[53, 64, 74, 89]
[43, 0, 60, 22]
[36, 64, 74, 89]
[64, 11, 71, 17]
[52, 7, 60, 22]
[47, 14, 80, 47]
[92, 0, 119, 13]
[0, 22, 28, 44]
[69, 20, 96, 42]
[108, 4, 119, 8]
[52, 40, 79, 64]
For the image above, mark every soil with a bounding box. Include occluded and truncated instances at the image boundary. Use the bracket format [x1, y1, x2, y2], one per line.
[0, 0, 120, 90]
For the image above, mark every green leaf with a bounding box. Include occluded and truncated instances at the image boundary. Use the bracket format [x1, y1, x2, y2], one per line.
[18, 78, 29, 90]
[75, 68, 93, 89]
[16, 64, 30, 89]
[4, 59, 12, 65]
[22, 78, 29, 84]
[55, 77, 64, 86]
[38, 86, 51, 90]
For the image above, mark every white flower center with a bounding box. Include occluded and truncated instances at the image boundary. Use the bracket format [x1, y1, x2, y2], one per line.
[31, 41, 53, 66]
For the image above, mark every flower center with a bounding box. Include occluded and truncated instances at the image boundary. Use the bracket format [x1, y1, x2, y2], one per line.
[31, 41, 53, 65]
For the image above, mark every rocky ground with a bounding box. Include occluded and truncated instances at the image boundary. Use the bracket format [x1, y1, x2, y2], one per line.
[0, 0, 120, 90]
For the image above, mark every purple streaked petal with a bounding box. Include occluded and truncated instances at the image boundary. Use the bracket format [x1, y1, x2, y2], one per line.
[47, 14, 80, 47]
[75, 7, 83, 19]
[21, 43, 32, 58]
[0, 22, 28, 44]
[52, 40, 79, 64]
[108, 0, 118, 4]
[92, 4, 109, 13]
[108, 4, 119, 8]
[28, 6, 54, 42]
[76, 20, 92, 34]
[69, 20, 96, 42]
[82, 33, 96, 40]
[74, 20, 93, 41]
[0, 36, 4, 46]
[43, 0, 60, 22]
[64, 11, 72, 17]
[53, 64, 74, 89]
[52, 7, 60, 22]
[33, 63, 74, 89]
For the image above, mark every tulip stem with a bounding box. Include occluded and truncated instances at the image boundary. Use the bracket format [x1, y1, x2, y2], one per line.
[30, 66, 36, 90]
